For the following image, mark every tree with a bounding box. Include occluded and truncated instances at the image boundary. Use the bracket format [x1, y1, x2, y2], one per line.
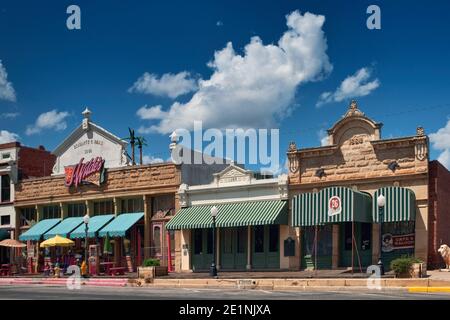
[123, 128, 136, 165]
[136, 136, 148, 165]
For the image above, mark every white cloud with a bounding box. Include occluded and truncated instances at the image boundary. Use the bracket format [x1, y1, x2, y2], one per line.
[430, 120, 450, 169]
[142, 155, 164, 164]
[318, 129, 329, 146]
[0, 112, 19, 119]
[139, 10, 332, 134]
[129, 71, 197, 99]
[136, 105, 166, 120]
[0, 61, 16, 102]
[316, 67, 380, 107]
[0, 130, 19, 143]
[26, 109, 70, 135]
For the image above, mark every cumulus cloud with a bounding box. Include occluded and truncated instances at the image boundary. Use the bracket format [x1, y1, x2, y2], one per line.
[26, 109, 70, 135]
[316, 67, 380, 107]
[0, 61, 16, 102]
[318, 129, 330, 146]
[138, 10, 332, 134]
[430, 120, 450, 169]
[0, 130, 19, 143]
[0, 112, 19, 119]
[142, 155, 164, 164]
[129, 71, 197, 99]
[136, 105, 166, 120]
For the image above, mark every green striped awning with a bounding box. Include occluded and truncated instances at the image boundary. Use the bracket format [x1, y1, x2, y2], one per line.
[19, 219, 61, 242]
[372, 187, 416, 223]
[292, 187, 372, 226]
[165, 200, 288, 230]
[43, 217, 84, 239]
[70, 214, 115, 239]
[98, 212, 144, 237]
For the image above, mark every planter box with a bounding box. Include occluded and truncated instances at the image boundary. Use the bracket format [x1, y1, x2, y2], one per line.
[137, 266, 168, 279]
[411, 262, 427, 278]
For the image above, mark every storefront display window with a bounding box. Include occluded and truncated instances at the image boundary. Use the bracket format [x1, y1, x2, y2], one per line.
[20, 207, 36, 226]
[237, 228, 246, 254]
[121, 198, 144, 213]
[254, 226, 264, 253]
[269, 225, 279, 253]
[43, 205, 61, 219]
[68, 203, 86, 217]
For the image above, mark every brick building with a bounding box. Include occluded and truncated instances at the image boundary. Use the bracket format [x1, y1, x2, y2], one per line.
[0, 142, 55, 264]
[13, 109, 226, 273]
[287, 101, 437, 270]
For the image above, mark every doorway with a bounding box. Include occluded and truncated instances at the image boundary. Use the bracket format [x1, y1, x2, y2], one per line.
[191, 229, 213, 271]
[220, 227, 247, 270]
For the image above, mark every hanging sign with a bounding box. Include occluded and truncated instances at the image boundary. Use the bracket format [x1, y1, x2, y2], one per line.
[65, 157, 106, 188]
[382, 233, 415, 252]
[328, 196, 342, 216]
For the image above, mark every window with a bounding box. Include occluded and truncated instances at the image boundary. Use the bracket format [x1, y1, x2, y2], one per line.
[269, 225, 279, 252]
[361, 223, 372, 251]
[206, 229, 213, 254]
[43, 205, 61, 219]
[121, 198, 144, 213]
[193, 229, 202, 255]
[20, 207, 36, 227]
[1, 215, 10, 225]
[93, 200, 113, 215]
[1, 153, 10, 160]
[254, 226, 265, 253]
[68, 203, 86, 217]
[1, 175, 11, 203]
[223, 228, 233, 254]
[152, 225, 161, 255]
[344, 223, 353, 251]
[237, 227, 246, 253]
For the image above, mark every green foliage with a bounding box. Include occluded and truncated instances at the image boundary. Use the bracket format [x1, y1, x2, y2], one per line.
[390, 255, 423, 275]
[143, 258, 160, 267]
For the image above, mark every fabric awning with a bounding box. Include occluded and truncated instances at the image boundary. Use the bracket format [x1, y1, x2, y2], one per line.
[372, 187, 416, 223]
[292, 187, 372, 226]
[98, 212, 144, 237]
[43, 217, 84, 240]
[19, 219, 61, 242]
[70, 214, 115, 239]
[165, 200, 288, 230]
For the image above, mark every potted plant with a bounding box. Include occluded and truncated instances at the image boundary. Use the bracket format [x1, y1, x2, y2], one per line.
[137, 259, 168, 279]
[390, 256, 424, 278]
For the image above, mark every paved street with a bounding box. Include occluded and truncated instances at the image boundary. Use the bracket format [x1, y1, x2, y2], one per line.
[0, 285, 449, 300]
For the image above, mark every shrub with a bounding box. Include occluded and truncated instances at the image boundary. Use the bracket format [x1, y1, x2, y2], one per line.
[143, 258, 160, 267]
[390, 256, 423, 275]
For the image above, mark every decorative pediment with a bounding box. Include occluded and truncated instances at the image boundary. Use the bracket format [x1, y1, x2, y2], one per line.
[213, 163, 253, 185]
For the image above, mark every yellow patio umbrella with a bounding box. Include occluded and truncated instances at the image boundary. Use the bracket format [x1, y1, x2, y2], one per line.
[39, 235, 75, 248]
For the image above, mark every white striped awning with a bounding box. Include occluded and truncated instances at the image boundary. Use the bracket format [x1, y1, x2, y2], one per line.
[372, 187, 416, 223]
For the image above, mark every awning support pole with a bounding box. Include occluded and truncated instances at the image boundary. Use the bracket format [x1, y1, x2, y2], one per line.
[351, 222, 354, 276]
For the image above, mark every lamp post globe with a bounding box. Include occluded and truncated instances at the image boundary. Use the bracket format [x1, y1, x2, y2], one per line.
[210, 206, 218, 277]
[377, 194, 386, 276]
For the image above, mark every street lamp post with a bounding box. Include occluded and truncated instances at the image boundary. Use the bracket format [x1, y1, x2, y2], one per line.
[377, 194, 386, 276]
[209, 206, 218, 277]
[83, 214, 90, 276]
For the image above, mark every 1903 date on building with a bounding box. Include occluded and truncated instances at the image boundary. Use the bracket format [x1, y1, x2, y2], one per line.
[178, 304, 271, 318]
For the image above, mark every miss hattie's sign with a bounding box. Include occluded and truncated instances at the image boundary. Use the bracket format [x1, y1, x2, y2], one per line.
[65, 157, 106, 187]
[328, 196, 342, 216]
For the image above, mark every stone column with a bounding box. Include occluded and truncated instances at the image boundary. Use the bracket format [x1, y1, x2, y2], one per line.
[372, 223, 381, 265]
[36, 205, 43, 222]
[143, 195, 152, 260]
[415, 202, 429, 263]
[60, 202, 68, 219]
[246, 226, 252, 270]
[332, 224, 340, 269]
[85, 200, 93, 216]
[14, 207, 20, 241]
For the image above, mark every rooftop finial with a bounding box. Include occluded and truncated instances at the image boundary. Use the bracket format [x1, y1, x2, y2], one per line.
[344, 100, 365, 118]
[350, 100, 358, 110]
[82, 107, 91, 130]
[82, 107, 91, 119]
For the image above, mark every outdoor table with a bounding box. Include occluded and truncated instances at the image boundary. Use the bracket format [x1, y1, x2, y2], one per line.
[100, 262, 115, 275]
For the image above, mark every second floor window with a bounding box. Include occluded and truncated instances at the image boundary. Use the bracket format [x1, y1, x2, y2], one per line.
[1, 175, 11, 203]
[43, 205, 61, 220]
[20, 207, 36, 227]
[68, 203, 86, 217]
[94, 200, 114, 215]
[121, 198, 144, 213]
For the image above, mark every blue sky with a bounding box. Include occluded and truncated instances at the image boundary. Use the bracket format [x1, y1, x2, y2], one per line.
[1, 0, 450, 172]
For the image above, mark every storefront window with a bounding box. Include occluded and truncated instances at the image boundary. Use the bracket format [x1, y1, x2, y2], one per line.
[193, 229, 202, 254]
[93, 200, 113, 215]
[254, 226, 264, 253]
[344, 223, 352, 251]
[1, 175, 11, 203]
[68, 203, 86, 217]
[237, 227, 246, 253]
[361, 223, 371, 251]
[43, 205, 61, 219]
[223, 229, 233, 254]
[20, 207, 36, 226]
[1, 215, 10, 225]
[269, 225, 279, 252]
[121, 198, 144, 213]
[206, 229, 213, 254]
[152, 225, 161, 256]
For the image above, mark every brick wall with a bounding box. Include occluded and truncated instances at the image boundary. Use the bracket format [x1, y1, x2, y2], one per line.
[14, 163, 181, 205]
[428, 160, 450, 268]
[18, 145, 56, 178]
